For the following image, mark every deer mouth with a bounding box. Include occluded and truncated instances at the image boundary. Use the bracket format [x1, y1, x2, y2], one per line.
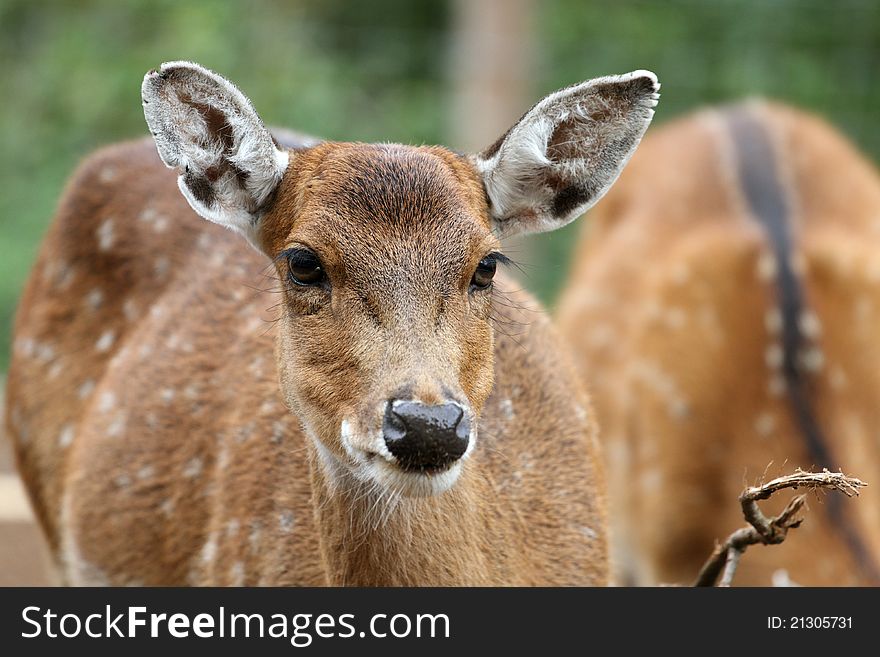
[340, 416, 475, 497]
[364, 457, 467, 497]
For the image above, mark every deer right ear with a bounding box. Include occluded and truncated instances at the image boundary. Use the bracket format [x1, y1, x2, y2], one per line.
[473, 71, 659, 237]
[141, 61, 289, 247]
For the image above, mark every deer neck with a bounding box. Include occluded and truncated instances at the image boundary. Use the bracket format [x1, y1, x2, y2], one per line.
[306, 441, 501, 586]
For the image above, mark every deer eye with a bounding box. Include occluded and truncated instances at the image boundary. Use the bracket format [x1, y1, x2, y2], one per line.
[286, 249, 326, 287]
[470, 254, 498, 291]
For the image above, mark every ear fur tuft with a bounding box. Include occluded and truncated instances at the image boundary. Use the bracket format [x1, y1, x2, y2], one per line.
[473, 70, 659, 237]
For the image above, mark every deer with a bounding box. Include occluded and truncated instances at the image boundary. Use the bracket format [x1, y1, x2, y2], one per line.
[557, 100, 880, 586]
[5, 61, 659, 586]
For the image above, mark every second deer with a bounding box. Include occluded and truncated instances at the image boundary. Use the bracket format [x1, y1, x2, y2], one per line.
[558, 101, 880, 586]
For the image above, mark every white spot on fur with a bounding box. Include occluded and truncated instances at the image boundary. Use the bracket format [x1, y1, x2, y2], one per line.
[85, 288, 104, 310]
[229, 561, 245, 586]
[243, 315, 264, 334]
[14, 336, 35, 358]
[34, 342, 55, 363]
[578, 525, 598, 540]
[248, 520, 263, 554]
[48, 361, 63, 380]
[43, 259, 60, 283]
[108, 344, 130, 369]
[500, 398, 515, 420]
[58, 424, 75, 448]
[154, 256, 170, 280]
[248, 356, 265, 377]
[95, 330, 115, 353]
[765, 343, 783, 369]
[114, 473, 132, 488]
[138, 205, 170, 233]
[631, 361, 689, 421]
[800, 347, 824, 372]
[98, 166, 117, 183]
[754, 412, 775, 438]
[107, 412, 127, 438]
[669, 398, 690, 420]
[216, 439, 231, 471]
[183, 456, 204, 479]
[278, 510, 295, 534]
[98, 391, 116, 413]
[96, 218, 115, 251]
[238, 303, 259, 319]
[159, 498, 175, 516]
[122, 299, 138, 321]
[9, 405, 25, 435]
[767, 375, 786, 397]
[166, 333, 181, 350]
[160, 387, 176, 404]
[830, 366, 848, 391]
[798, 311, 821, 339]
[756, 252, 777, 281]
[225, 518, 240, 538]
[57, 264, 76, 290]
[270, 421, 285, 445]
[764, 308, 782, 334]
[772, 569, 801, 587]
[200, 532, 218, 564]
[137, 465, 155, 480]
[234, 421, 256, 443]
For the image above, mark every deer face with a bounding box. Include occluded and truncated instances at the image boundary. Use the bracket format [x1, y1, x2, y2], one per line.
[142, 61, 659, 496]
[265, 143, 499, 495]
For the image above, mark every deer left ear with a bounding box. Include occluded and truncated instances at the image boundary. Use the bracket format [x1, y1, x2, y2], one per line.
[473, 71, 659, 237]
[141, 61, 289, 247]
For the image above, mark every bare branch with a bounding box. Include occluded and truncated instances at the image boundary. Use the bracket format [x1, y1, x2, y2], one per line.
[693, 468, 866, 587]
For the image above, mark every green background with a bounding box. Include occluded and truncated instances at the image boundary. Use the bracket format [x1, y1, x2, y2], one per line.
[2, 0, 878, 371]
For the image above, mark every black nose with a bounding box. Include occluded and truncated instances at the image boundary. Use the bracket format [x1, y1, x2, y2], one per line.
[382, 400, 471, 472]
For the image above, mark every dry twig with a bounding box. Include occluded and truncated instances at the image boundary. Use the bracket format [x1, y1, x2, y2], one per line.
[693, 468, 866, 587]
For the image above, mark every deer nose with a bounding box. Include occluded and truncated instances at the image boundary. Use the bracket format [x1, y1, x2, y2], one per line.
[382, 400, 471, 471]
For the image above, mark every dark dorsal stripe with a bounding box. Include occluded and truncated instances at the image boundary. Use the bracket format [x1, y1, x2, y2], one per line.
[725, 106, 880, 583]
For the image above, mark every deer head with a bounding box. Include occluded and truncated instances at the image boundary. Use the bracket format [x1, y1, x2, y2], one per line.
[142, 61, 658, 498]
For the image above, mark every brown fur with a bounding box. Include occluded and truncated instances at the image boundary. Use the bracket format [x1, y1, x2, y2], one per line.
[6, 138, 607, 586]
[557, 102, 880, 586]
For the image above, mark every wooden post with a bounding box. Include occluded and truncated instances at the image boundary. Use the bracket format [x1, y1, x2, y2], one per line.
[449, 0, 537, 271]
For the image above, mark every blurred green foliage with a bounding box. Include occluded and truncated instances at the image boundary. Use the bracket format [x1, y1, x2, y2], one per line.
[1, 0, 878, 371]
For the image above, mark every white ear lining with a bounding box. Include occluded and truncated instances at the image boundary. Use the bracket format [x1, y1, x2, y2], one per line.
[142, 61, 290, 249]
